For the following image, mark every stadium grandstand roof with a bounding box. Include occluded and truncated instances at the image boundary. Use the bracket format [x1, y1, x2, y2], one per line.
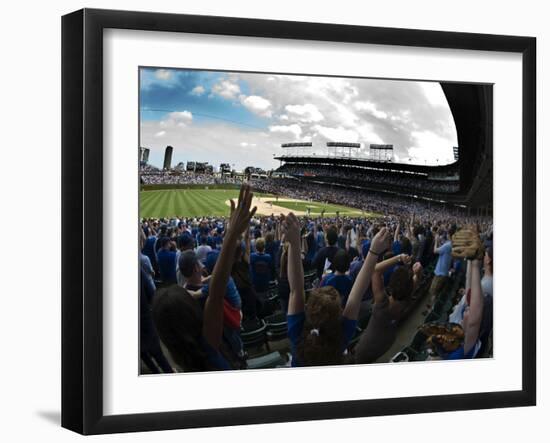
[274, 154, 460, 174]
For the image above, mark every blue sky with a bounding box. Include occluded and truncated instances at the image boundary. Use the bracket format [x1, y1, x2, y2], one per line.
[139, 67, 458, 170]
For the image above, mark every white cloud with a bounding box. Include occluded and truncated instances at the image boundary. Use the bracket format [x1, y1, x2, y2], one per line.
[408, 130, 455, 165]
[159, 111, 193, 128]
[142, 71, 458, 167]
[240, 142, 257, 147]
[212, 79, 241, 99]
[240, 95, 272, 117]
[354, 101, 389, 119]
[154, 69, 172, 81]
[154, 130, 166, 138]
[269, 124, 302, 139]
[312, 125, 359, 143]
[190, 85, 205, 96]
[357, 123, 385, 145]
[418, 82, 449, 108]
[285, 103, 324, 123]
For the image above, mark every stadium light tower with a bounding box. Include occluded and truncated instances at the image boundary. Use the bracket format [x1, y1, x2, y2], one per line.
[327, 142, 360, 159]
[281, 142, 313, 157]
[453, 146, 460, 161]
[369, 144, 394, 162]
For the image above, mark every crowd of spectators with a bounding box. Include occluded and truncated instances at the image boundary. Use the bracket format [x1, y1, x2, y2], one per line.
[140, 165, 242, 186]
[140, 183, 493, 373]
[277, 163, 460, 193]
[251, 177, 465, 219]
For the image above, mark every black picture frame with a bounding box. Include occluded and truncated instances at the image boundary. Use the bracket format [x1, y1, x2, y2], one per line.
[61, 8, 536, 435]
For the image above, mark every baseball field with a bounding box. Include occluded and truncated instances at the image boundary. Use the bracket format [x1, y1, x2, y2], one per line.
[140, 188, 374, 218]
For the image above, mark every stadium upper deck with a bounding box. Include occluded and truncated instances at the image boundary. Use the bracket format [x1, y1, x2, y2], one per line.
[274, 83, 492, 212]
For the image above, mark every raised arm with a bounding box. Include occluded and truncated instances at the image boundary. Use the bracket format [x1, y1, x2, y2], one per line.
[345, 228, 351, 252]
[412, 262, 423, 292]
[283, 213, 305, 315]
[464, 258, 472, 291]
[463, 259, 483, 354]
[343, 228, 391, 320]
[394, 222, 401, 243]
[275, 218, 281, 242]
[202, 184, 257, 349]
[244, 226, 251, 264]
[374, 253, 411, 273]
[433, 233, 441, 254]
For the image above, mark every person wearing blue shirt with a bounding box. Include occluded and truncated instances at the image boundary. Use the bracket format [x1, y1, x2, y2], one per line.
[429, 230, 454, 302]
[150, 183, 256, 371]
[156, 237, 177, 285]
[320, 249, 353, 306]
[142, 234, 158, 275]
[283, 212, 391, 367]
[304, 228, 318, 269]
[249, 237, 273, 293]
[316, 225, 326, 249]
[264, 232, 280, 276]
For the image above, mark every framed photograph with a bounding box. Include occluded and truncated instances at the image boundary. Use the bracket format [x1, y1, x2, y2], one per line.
[62, 8, 536, 435]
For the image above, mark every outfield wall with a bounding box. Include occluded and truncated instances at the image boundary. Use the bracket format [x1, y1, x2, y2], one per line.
[140, 183, 241, 191]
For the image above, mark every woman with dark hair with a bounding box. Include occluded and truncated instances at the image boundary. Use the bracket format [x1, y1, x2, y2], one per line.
[283, 212, 391, 367]
[152, 184, 257, 371]
[354, 253, 422, 364]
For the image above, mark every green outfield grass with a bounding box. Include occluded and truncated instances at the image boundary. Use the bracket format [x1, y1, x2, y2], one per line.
[140, 189, 242, 218]
[140, 188, 376, 219]
[265, 200, 367, 216]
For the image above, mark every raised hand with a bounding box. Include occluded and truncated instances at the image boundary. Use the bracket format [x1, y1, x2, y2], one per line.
[370, 227, 392, 255]
[281, 212, 301, 246]
[412, 261, 423, 275]
[228, 184, 257, 239]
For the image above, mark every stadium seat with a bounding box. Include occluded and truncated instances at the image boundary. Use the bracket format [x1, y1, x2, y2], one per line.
[303, 270, 317, 289]
[267, 282, 281, 307]
[264, 312, 288, 345]
[246, 351, 286, 369]
[390, 350, 410, 363]
[241, 318, 267, 352]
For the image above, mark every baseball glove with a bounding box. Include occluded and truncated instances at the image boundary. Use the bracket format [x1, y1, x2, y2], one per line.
[419, 322, 464, 354]
[451, 228, 485, 260]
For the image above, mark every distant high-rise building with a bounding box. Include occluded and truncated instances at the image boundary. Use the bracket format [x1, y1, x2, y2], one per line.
[163, 146, 173, 169]
[139, 147, 150, 163]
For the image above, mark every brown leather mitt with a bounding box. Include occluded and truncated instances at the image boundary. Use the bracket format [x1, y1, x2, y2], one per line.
[419, 322, 465, 353]
[451, 228, 485, 260]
